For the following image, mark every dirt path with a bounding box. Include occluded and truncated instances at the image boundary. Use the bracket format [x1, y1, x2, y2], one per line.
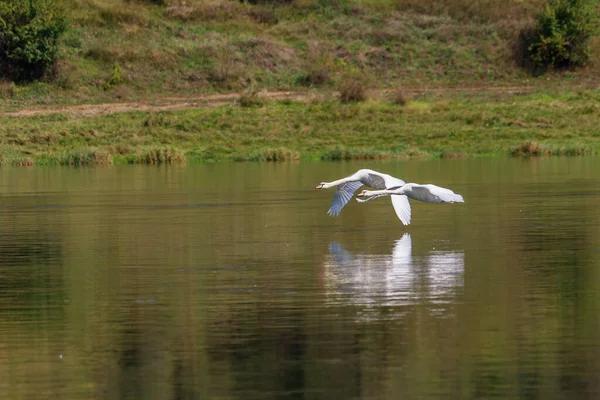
[0, 86, 536, 118]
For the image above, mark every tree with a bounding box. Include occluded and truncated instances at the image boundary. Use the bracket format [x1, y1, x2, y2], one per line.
[526, 0, 597, 70]
[0, 0, 68, 81]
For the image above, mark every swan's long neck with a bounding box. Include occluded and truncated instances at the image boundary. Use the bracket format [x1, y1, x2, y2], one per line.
[323, 175, 356, 189]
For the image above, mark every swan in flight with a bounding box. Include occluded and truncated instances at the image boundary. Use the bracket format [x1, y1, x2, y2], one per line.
[315, 169, 411, 225]
[357, 183, 465, 204]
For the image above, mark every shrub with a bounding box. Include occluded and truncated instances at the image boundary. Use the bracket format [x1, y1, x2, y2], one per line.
[297, 67, 331, 87]
[104, 63, 123, 90]
[0, 0, 68, 81]
[338, 72, 368, 103]
[238, 85, 264, 107]
[391, 87, 409, 106]
[523, 0, 597, 70]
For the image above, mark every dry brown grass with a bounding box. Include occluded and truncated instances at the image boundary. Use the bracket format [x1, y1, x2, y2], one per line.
[395, 0, 544, 23]
[50, 60, 81, 89]
[511, 141, 552, 156]
[11, 157, 35, 167]
[238, 85, 264, 107]
[138, 147, 187, 164]
[0, 81, 15, 99]
[98, 2, 151, 27]
[247, 147, 300, 161]
[61, 149, 114, 166]
[205, 45, 243, 88]
[166, 0, 241, 22]
[440, 151, 467, 159]
[391, 86, 409, 106]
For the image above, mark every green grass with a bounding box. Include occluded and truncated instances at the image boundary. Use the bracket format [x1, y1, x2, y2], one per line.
[2, 0, 599, 106]
[1, 88, 599, 165]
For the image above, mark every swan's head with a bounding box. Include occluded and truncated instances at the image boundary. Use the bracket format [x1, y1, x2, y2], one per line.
[315, 182, 327, 189]
[357, 190, 371, 197]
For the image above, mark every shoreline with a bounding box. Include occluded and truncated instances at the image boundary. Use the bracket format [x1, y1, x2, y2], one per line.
[1, 87, 599, 166]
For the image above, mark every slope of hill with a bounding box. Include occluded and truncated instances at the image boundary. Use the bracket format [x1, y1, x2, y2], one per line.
[2, 0, 598, 105]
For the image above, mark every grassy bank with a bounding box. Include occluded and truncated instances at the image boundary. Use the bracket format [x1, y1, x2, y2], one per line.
[1, 88, 599, 166]
[1, 0, 599, 106]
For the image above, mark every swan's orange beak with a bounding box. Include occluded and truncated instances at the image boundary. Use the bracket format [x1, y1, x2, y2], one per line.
[315, 184, 324, 189]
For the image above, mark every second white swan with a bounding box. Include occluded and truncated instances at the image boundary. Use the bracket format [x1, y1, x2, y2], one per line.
[357, 183, 465, 204]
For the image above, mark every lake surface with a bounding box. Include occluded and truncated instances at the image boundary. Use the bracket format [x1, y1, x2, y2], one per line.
[0, 158, 599, 400]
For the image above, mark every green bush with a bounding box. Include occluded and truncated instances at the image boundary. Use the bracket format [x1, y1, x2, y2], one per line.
[0, 0, 68, 81]
[525, 0, 597, 70]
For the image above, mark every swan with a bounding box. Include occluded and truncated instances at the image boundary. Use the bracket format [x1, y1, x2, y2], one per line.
[357, 183, 465, 203]
[315, 169, 411, 225]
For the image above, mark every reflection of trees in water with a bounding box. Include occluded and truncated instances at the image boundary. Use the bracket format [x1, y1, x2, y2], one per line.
[322, 234, 464, 314]
[204, 307, 312, 399]
[508, 200, 598, 400]
[0, 231, 63, 318]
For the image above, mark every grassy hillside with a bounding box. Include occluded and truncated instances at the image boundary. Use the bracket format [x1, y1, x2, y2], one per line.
[2, 0, 599, 105]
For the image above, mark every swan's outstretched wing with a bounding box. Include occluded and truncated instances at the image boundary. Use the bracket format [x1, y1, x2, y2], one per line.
[414, 185, 464, 203]
[391, 195, 411, 225]
[380, 174, 406, 189]
[328, 181, 364, 216]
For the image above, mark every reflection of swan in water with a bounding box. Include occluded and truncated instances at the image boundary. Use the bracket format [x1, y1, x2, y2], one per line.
[323, 234, 464, 310]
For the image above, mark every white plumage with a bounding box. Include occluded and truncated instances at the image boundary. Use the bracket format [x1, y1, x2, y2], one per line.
[357, 183, 465, 204]
[315, 169, 412, 225]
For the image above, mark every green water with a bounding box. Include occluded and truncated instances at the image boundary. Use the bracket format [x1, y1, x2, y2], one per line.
[0, 158, 599, 399]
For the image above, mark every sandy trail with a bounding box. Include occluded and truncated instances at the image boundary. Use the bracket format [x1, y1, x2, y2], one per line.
[0, 86, 536, 118]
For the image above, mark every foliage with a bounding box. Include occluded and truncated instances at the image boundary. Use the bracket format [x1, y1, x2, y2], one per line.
[0, 0, 68, 81]
[3, 0, 594, 104]
[104, 63, 123, 90]
[524, 0, 598, 70]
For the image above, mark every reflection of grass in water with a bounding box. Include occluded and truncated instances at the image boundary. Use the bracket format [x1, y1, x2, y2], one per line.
[2, 89, 600, 164]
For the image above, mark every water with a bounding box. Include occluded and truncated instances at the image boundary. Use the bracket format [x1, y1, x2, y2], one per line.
[0, 158, 599, 399]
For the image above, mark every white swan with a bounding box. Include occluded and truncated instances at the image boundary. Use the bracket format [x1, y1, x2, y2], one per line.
[357, 183, 465, 203]
[316, 169, 411, 225]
